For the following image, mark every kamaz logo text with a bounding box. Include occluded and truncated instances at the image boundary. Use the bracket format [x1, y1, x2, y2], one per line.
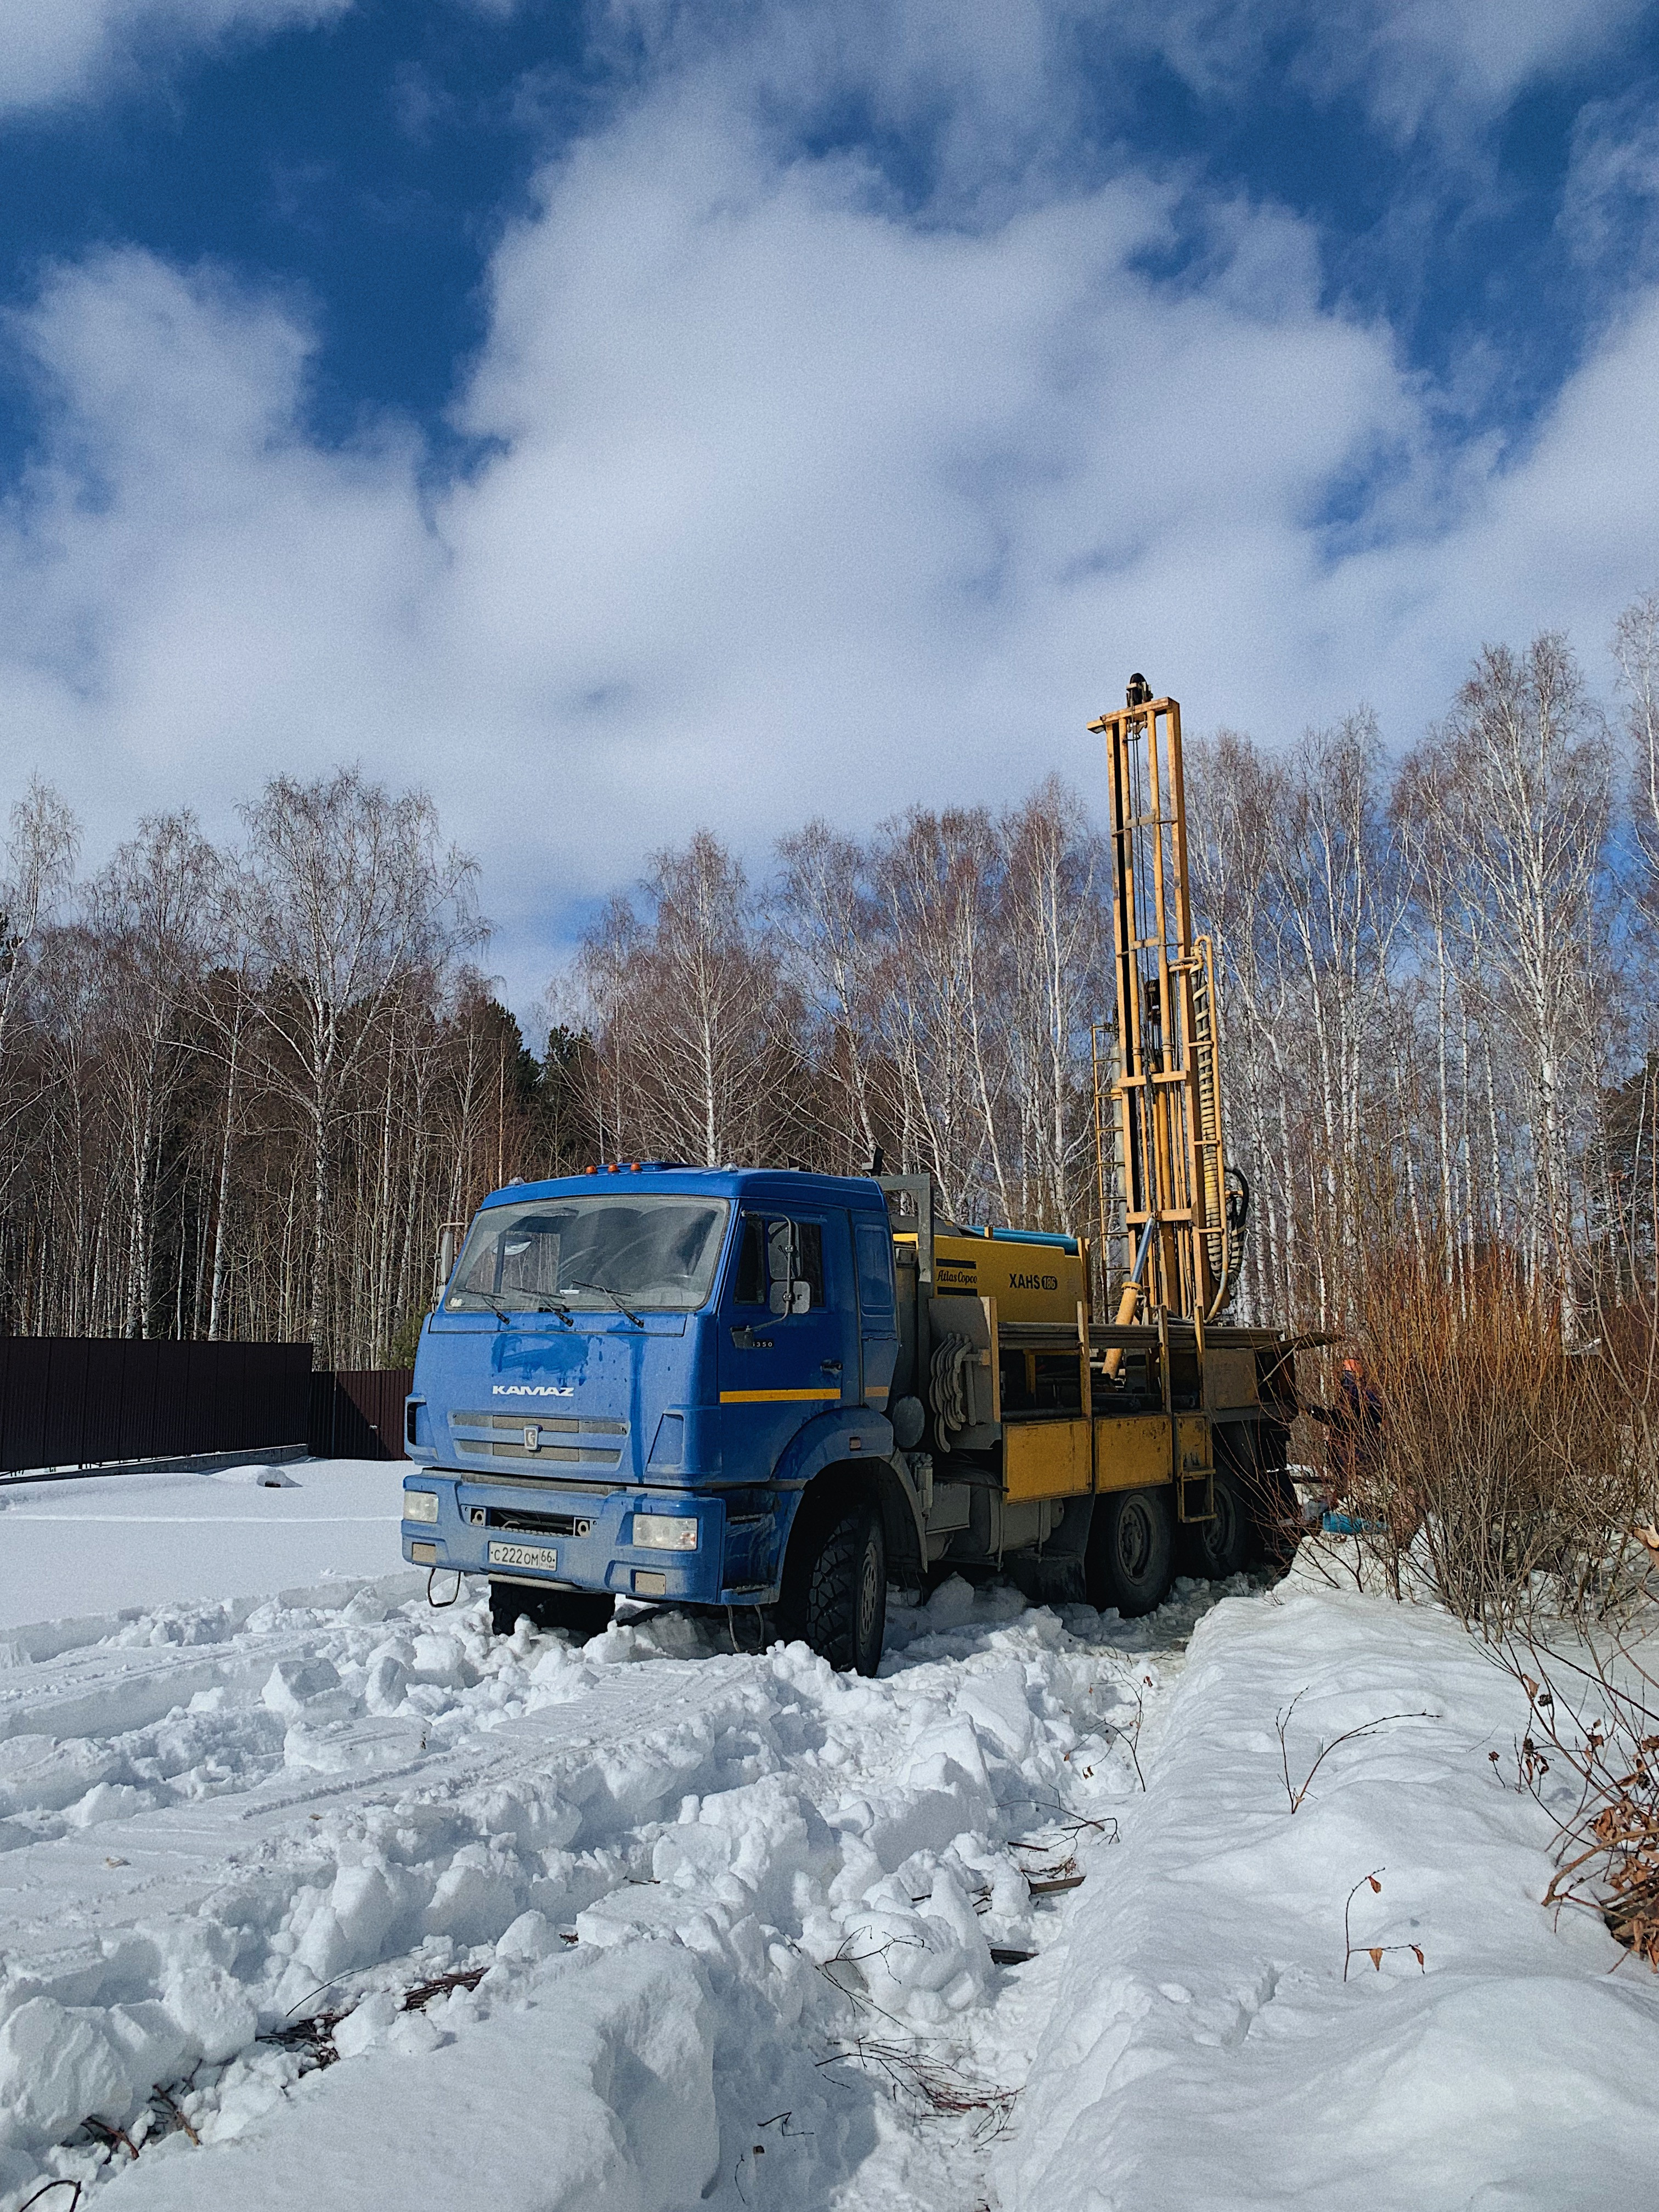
[492, 1384, 575, 1397]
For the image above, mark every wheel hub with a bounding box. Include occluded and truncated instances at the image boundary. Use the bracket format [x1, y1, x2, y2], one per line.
[1118, 1498, 1153, 1579]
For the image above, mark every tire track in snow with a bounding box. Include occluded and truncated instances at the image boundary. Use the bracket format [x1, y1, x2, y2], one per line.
[0, 1573, 1238, 2212]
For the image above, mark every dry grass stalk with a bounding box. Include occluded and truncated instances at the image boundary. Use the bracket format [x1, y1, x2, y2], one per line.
[1340, 1869, 1427, 1982]
[16, 2184, 82, 2212]
[1275, 1689, 1437, 1812]
[817, 2037, 1018, 2140]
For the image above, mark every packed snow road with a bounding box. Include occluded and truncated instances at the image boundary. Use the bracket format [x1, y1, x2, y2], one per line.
[3, 1459, 1658, 2211]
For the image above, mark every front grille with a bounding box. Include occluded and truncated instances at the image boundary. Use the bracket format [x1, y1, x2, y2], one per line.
[483, 1506, 595, 1539]
[449, 1410, 629, 1467]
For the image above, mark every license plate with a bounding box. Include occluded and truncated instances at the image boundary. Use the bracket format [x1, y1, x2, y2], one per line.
[488, 1541, 557, 1572]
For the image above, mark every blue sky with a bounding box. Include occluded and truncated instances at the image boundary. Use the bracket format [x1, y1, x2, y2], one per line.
[3, 0, 1659, 1014]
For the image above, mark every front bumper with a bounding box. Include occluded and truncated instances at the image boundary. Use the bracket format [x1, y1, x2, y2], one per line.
[400, 1472, 782, 1605]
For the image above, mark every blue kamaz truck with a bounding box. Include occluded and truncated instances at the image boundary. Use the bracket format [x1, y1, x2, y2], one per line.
[401, 1164, 1296, 1673]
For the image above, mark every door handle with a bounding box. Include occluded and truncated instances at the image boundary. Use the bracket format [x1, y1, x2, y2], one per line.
[821, 1360, 843, 1376]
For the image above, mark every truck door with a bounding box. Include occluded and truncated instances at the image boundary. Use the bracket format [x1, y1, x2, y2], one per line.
[717, 1207, 856, 1477]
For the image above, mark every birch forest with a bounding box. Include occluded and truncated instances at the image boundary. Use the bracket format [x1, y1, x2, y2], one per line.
[2, 605, 1656, 1364]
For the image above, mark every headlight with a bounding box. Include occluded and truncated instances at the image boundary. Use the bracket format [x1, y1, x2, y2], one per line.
[632, 1513, 698, 1551]
[404, 1490, 440, 1524]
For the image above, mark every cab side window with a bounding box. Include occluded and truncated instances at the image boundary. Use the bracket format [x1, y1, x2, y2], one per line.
[734, 1217, 768, 1305]
[855, 1222, 895, 1324]
[796, 1222, 825, 1304]
[731, 1215, 827, 1307]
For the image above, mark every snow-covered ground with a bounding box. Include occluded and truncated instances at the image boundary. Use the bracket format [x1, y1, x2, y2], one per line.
[1, 1460, 1656, 2210]
[0, 1460, 403, 1632]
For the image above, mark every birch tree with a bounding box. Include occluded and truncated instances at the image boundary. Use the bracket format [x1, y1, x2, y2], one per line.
[240, 769, 482, 1362]
[1440, 636, 1611, 1308]
[87, 812, 221, 1336]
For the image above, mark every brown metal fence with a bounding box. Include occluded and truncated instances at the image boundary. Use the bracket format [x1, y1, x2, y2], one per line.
[308, 1369, 413, 1462]
[0, 1338, 314, 1475]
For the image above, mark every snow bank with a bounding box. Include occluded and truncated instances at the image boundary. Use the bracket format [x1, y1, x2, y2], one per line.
[0, 1459, 405, 1631]
[97, 1946, 717, 2212]
[1002, 1574, 1659, 2212]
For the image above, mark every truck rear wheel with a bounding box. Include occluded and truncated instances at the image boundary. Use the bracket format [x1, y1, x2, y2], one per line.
[1085, 1487, 1173, 1618]
[489, 1582, 614, 1639]
[779, 1488, 887, 1676]
[1178, 1468, 1255, 1581]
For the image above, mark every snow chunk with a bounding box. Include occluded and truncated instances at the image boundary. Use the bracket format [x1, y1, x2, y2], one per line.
[956, 1661, 1036, 1761]
[925, 1574, 977, 1629]
[64, 1779, 150, 1827]
[333, 1989, 399, 2059]
[0, 1996, 131, 2150]
[105, 1999, 190, 2090]
[424, 1847, 520, 1947]
[0, 1731, 121, 1816]
[164, 1963, 259, 2066]
[839, 1866, 996, 2023]
[296, 1861, 416, 1980]
[363, 1645, 411, 1714]
[262, 1656, 350, 1720]
[495, 1910, 555, 1963]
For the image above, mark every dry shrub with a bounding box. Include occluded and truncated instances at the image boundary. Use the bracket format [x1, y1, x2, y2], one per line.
[1501, 1633, 1659, 1970]
[1305, 1260, 1655, 1637]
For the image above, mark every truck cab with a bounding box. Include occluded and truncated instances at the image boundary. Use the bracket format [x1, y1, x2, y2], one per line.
[403, 1165, 904, 1671]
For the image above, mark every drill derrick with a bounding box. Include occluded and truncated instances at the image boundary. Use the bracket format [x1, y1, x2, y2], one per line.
[1090, 677, 1240, 1342]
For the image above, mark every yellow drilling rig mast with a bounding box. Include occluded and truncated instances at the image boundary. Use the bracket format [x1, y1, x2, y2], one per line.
[1091, 676, 1245, 1350]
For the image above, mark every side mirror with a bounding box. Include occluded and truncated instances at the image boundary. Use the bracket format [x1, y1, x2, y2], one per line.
[766, 1219, 794, 1316]
[764, 1218, 811, 1316]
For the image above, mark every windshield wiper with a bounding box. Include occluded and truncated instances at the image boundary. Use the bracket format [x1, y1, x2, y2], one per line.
[456, 1289, 572, 1327]
[567, 1278, 644, 1327]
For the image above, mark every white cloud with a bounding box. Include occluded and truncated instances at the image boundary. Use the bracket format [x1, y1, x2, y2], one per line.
[0, 0, 351, 116]
[601, 0, 1648, 170]
[1560, 87, 1659, 291]
[4, 64, 1659, 1015]
[1120, 0, 1650, 142]
[0, 248, 439, 818]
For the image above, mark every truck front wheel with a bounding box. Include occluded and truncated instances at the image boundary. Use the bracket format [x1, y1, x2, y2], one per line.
[1085, 1488, 1173, 1618]
[779, 1487, 887, 1676]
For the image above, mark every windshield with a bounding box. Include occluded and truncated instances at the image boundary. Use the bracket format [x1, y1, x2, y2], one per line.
[444, 1194, 731, 1314]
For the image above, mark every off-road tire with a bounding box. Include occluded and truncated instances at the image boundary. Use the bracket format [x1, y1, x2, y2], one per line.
[779, 1488, 887, 1675]
[1177, 1468, 1255, 1581]
[489, 1582, 614, 1639]
[1085, 1487, 1173, 1618]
